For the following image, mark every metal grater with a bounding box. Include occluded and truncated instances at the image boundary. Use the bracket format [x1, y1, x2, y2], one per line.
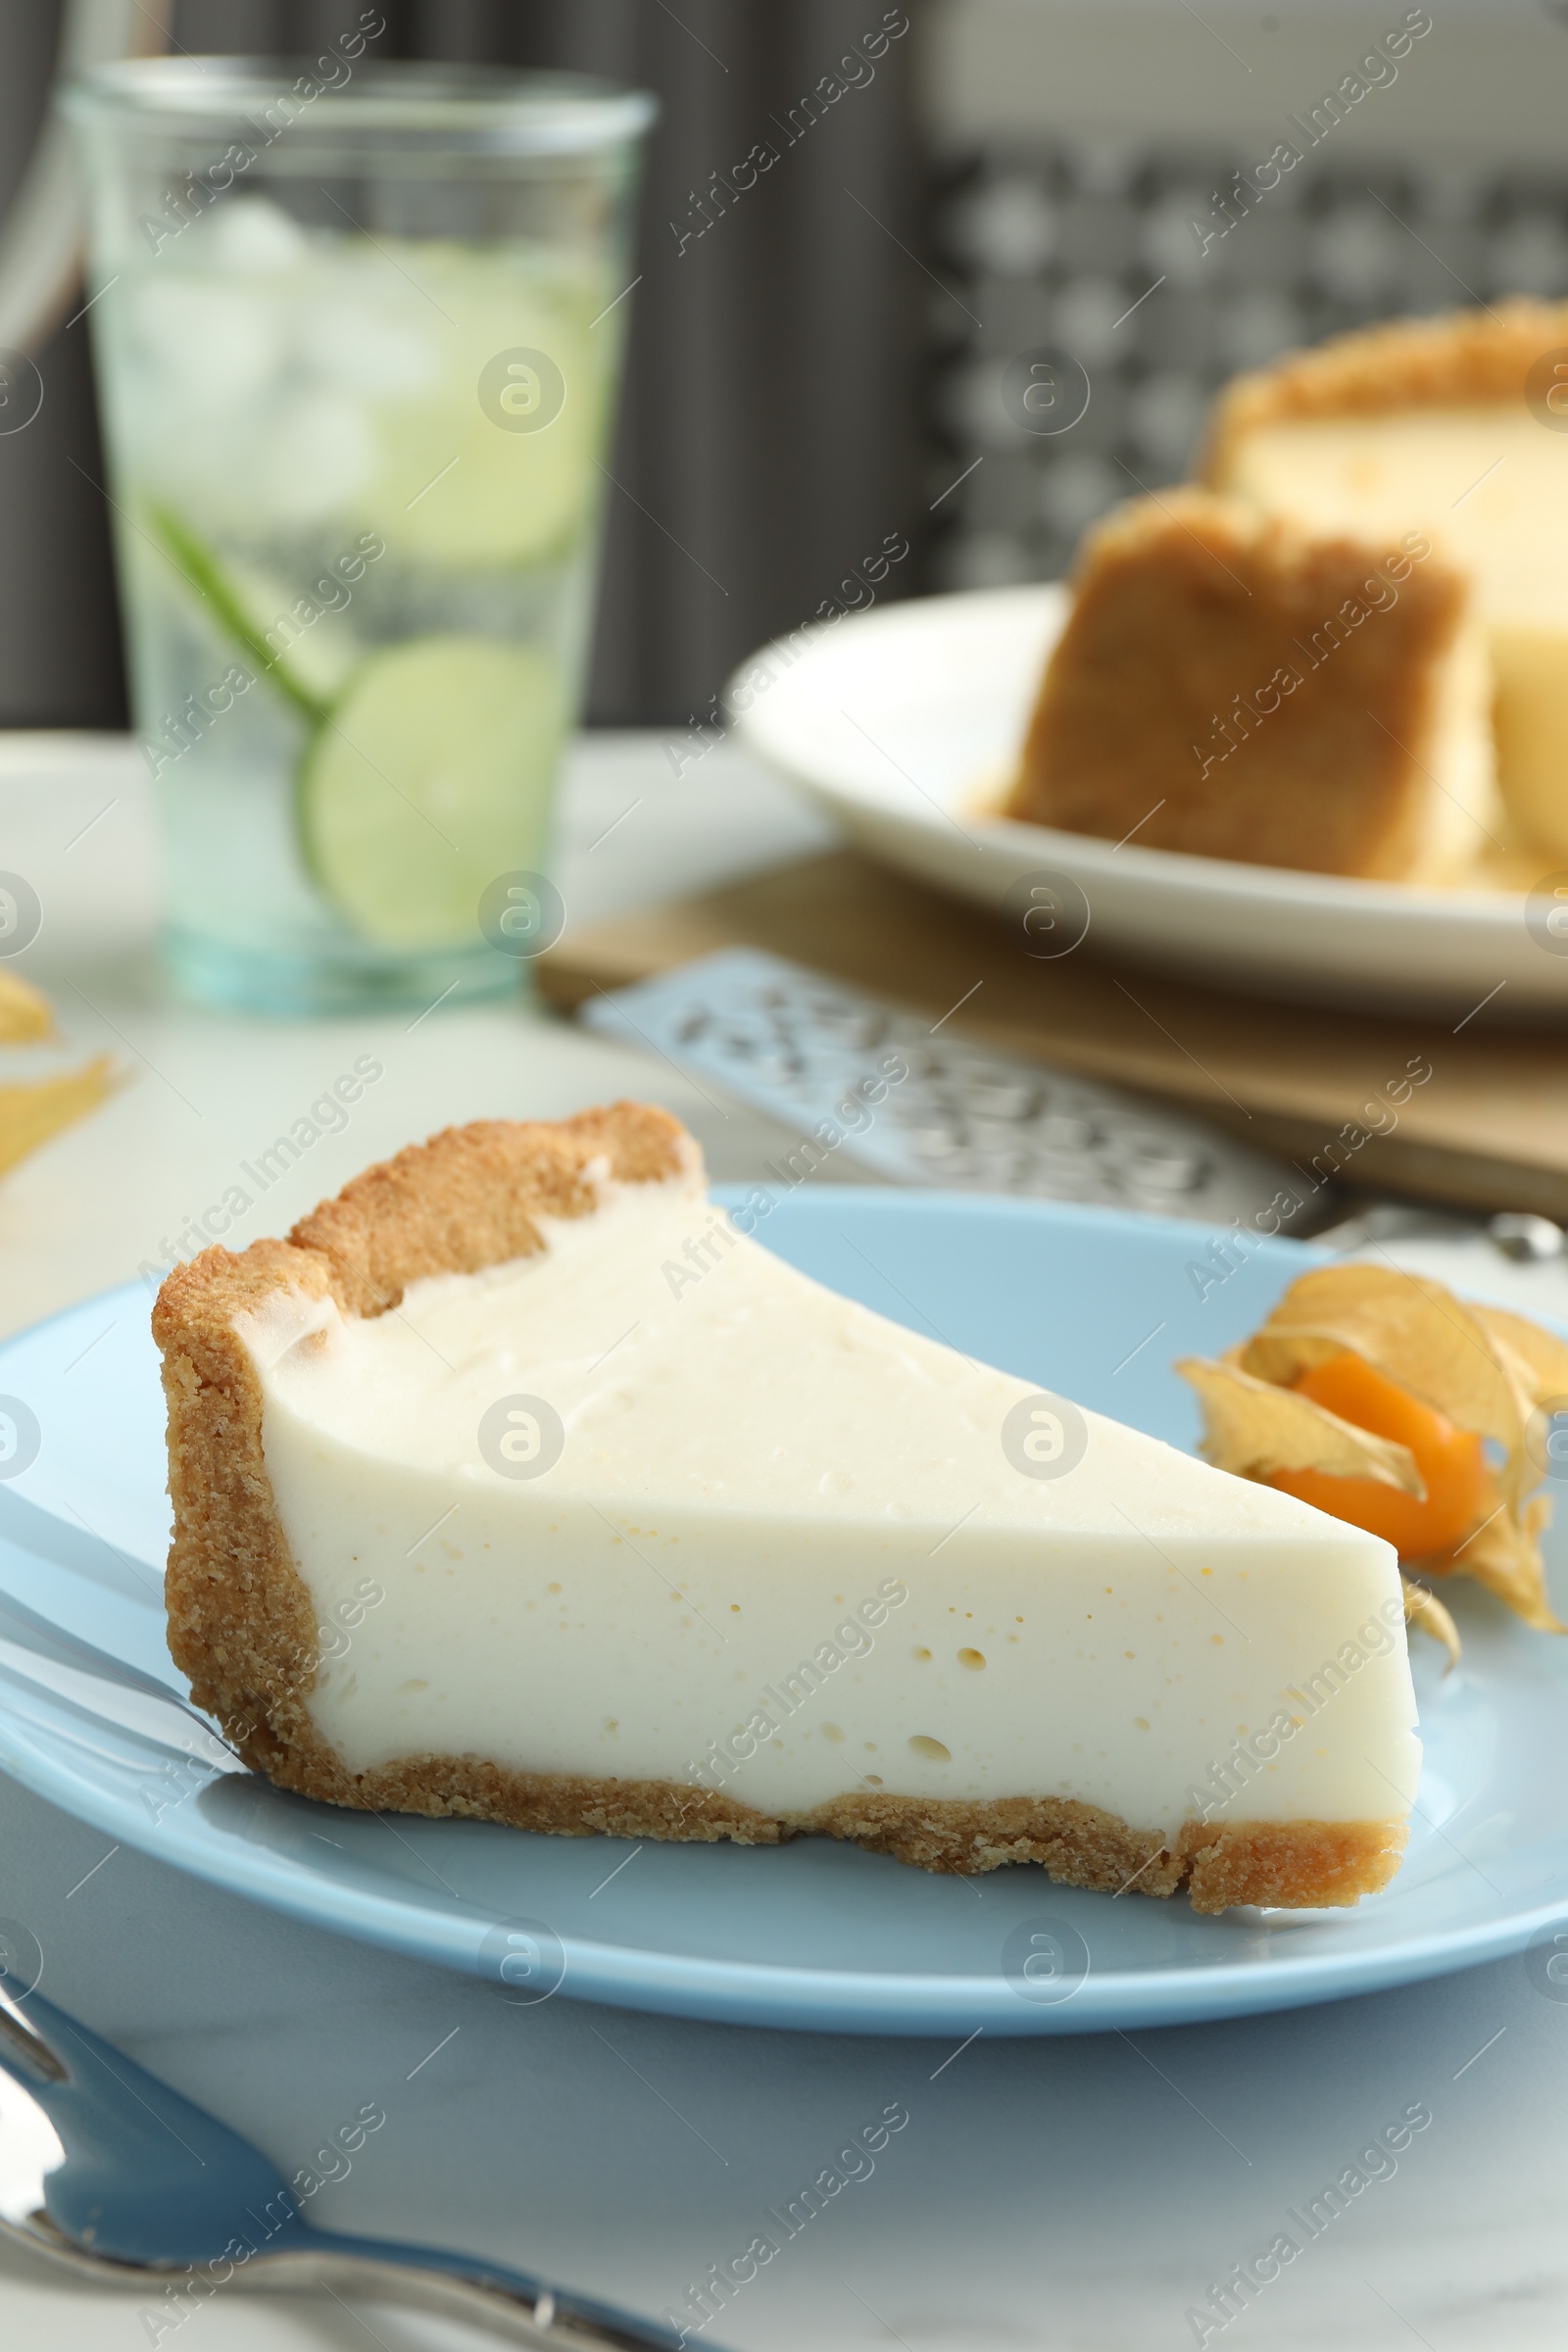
[580, 947, 1305, 1227]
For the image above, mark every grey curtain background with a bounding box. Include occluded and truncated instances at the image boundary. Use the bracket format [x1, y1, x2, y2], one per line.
[0, 0, 923, 728]
[0, 10, 127, 731]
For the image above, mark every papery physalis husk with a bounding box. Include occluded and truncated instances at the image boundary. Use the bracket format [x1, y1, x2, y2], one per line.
[1402, 1579, 1460, 1671]
[1175, 1353, 1426, 1494]
[1471, 1302, 1568, 1412]
[1237, 1264, 1526, 1450]
[1181, 1262, 1567, 1642]
[0, 970, 52, 1043]
[1416, 1496, 1560, 1633]
[0, 1057, 116, 1179]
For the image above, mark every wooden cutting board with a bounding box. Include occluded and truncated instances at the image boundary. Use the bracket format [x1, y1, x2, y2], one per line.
[539, 849, 1568, 1218]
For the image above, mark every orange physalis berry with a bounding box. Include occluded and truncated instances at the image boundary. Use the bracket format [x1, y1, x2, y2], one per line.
[1270, 1350, 1495, 1560]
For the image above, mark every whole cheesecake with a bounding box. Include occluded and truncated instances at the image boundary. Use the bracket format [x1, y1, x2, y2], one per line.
[152, 1104, 1421, 1913]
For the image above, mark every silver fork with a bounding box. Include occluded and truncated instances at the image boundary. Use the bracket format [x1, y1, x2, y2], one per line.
[0, 1978, 725, 2349]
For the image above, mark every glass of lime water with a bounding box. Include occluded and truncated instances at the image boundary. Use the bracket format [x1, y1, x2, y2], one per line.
[64, 57, 655, 1014]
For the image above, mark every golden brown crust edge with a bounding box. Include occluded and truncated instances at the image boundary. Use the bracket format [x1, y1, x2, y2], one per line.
[152, 1103, 692, 1795]
[152, 1098, 1404, 1914]
[288, 1100, 693, 1314]
[1007, 489, 1471, 876]
[229, 1750, 1408, 1914]
[1200, 297, 1568, 480]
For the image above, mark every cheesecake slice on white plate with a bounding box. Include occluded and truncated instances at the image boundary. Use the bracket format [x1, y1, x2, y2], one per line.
[1202, 300, 1568, 858]
[1009, 488, 1494, 882]
[153, 1104, 1420, 1914]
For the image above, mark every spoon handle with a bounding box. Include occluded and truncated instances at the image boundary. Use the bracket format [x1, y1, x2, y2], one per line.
[2, 2213, 712, 2351]
[251, 2233, 702, 2350]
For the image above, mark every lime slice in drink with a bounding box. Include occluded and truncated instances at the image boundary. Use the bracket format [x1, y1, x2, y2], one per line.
[219, 552, 366, 704]
[362, 257, 609, 570]
[297, 635, 565, 947]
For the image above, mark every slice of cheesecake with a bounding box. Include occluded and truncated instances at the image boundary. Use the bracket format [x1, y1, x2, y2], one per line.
[153, 1104, 1421, 1912]
[1009, 490, 1494, 879]
[1201, 300, 1568, 857]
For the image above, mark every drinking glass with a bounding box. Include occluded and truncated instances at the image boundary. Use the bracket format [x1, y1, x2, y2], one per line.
[65, 55, 655, 1014]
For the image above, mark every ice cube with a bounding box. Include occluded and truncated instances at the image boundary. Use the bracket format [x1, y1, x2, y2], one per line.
[295, 301, 440, 397]
[256, 391, 377, 522]
[205, 196, 310, 273]
[126, 278, 282, 407]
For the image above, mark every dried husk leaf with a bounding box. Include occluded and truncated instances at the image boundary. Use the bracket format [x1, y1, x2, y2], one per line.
[1402, 1578, 1461, 1669]
[1237, 1263, 1525, 1449]
[0, 970, 52, 1043]
[1413, 1496, 1563, 1633]
[1176, 1354, 1425, 1494]
[0, 1057, 116, 1179]
[1471, 1303, 1568, 1411]
[1206, 1260, 1568, 1637]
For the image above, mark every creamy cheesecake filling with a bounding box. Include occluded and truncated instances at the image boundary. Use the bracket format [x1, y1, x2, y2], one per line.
[1410, 611, 1497, 881]
[1220, 410, 1568, 857]
[234, 1164, 1420, 1838]
[1490, 623, 1568, 859]
[1218, 410, 1568, 623]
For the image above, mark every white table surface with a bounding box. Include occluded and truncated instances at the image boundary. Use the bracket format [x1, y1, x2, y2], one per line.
[1, 732, 1565, 2352]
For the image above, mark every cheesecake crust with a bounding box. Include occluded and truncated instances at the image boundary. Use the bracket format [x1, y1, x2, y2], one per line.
[154, 1102, 1406, 1915]
[1200, 297, 1568, 480]
[204, 1748, 1406, 1914]
[154, 1103, 693, 1795]
[1008, 490, 1476, 877]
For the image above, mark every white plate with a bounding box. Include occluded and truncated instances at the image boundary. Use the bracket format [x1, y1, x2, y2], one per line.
[730, 585, 1563, 1020]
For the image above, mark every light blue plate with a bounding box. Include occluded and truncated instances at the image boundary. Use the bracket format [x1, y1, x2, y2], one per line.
[1, 1191, 1564, 2037]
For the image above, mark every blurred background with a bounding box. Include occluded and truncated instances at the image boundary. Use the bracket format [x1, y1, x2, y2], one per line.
[8, 0, 1568, 730]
